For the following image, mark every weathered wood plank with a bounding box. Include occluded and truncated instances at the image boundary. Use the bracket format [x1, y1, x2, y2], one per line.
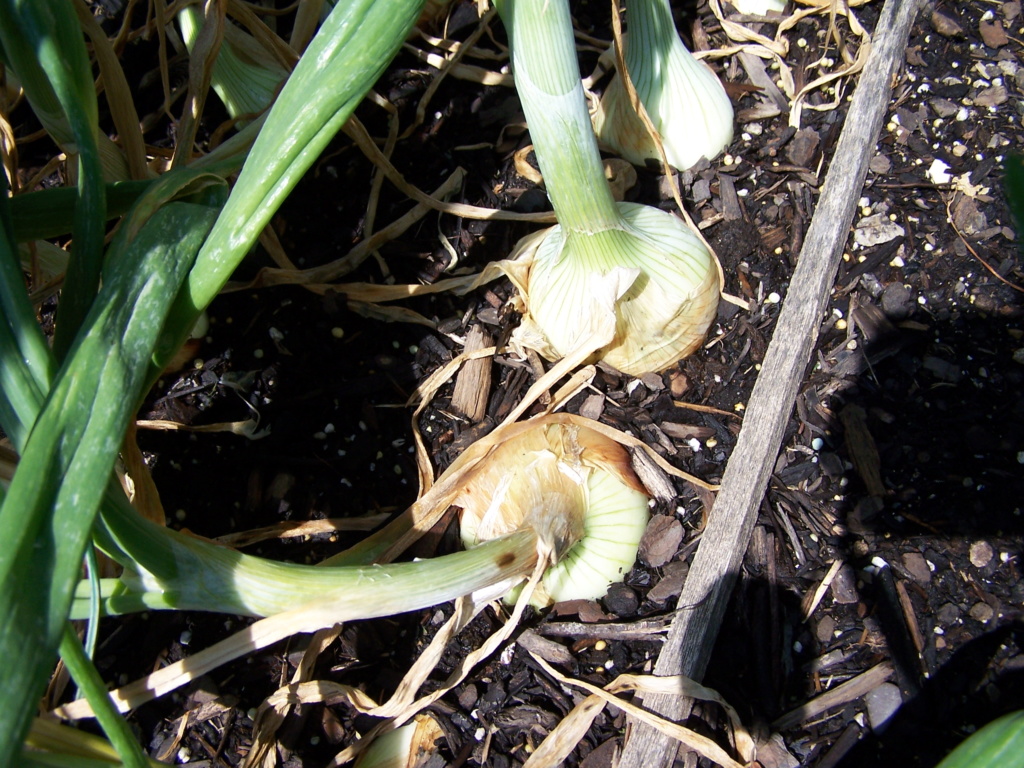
[619, 1, 923, 765]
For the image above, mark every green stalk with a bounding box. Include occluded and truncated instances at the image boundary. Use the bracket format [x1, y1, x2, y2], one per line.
[82, 503, 541, 620]
[494, 0, 719, 376]
[0, 176, 55, 447]
[7, 118, 266, 244]
[178, 5, 289, 122]
[496, 0, 621, 233]
[495, 0, 669, 338]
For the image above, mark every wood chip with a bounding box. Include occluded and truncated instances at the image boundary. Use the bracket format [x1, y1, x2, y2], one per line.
[979, 18, 1009, 47]
[901, 552, 931, 584]
[639, 515, 684, 568]
[630, 447, 677, 502]
[785, 127, 820, 168]
[930, 9, 965, 37]
[517, 629, 575, 666]
[660, 422, 715, 441]
[647, 561, 689, 603]
[840, 403, 886, 498]
[718, 173, 744, 221]
[771, 663, 894, 731]
[450, 324, 493, 422]
[895, 579, 925, 656]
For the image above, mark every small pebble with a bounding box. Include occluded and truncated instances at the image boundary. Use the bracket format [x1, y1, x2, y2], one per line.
[969, 602, 995, 622]
[881, 282, 914, 320]
[865, 682, 903, 733]
[816, 615, 837, 643]
[902, 552, 932, 584]
[936, 602, 960, 624]
[969, 540, 994, 568]
[458, 684, 479, 711]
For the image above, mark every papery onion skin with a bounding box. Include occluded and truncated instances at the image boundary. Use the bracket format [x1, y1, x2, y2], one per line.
[592, 0, 734, 171]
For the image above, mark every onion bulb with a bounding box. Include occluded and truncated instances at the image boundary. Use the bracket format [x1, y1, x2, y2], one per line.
[456, 418, 650, 605]
[592, 0, 734, 171]
[502, 203, 719, 376]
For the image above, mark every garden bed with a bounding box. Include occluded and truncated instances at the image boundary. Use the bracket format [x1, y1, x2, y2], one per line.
[10, 0, 1024, 765]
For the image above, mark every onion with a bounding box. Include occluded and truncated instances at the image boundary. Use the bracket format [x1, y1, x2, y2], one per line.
[456, 418, 650, 605]
[592, 0, 734, 171]
[497, 0, 720, 375]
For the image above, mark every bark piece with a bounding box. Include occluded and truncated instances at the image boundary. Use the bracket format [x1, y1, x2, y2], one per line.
[980, 18, 1009, 47]
[640, 515, 683, 569]
[450, 324, 493, 422]
[840, 403, 886, 497]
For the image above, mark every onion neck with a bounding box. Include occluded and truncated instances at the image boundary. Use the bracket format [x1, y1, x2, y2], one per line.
[499, 0, 622, 234]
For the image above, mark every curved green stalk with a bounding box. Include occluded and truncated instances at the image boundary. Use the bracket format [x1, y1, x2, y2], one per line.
[83, 498, 540, 621]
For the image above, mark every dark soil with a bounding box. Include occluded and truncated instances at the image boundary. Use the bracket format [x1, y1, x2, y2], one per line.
[22, 0, 1024, 766]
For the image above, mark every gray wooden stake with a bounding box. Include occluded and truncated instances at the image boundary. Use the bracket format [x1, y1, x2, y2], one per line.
[619, 1, 923, 765]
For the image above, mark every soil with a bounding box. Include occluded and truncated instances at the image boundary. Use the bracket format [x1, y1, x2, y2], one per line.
[16, 0, 1024, 766]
